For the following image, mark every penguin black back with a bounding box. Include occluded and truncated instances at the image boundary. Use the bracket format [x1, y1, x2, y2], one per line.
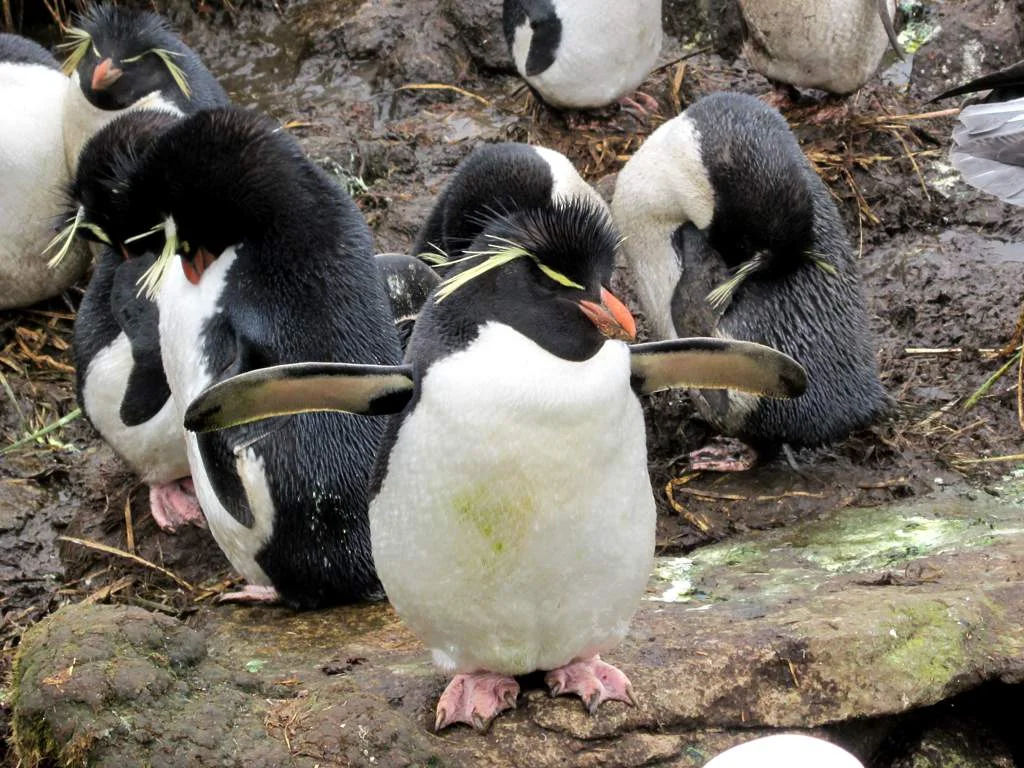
[69, 109, 180, 249]
[686, 95, 814, 276]
[0, 33, 60, 68]
[129, 107, 402, 607]
[412, 143, 573, 260]
[69, 3, 227, 112]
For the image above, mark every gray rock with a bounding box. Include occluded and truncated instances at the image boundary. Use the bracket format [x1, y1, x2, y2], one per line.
[11, 484, 1024, 767]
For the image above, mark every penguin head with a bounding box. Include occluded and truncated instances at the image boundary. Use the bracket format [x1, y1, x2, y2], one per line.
[687, 93, 815, 274]
[64, 3, 192, 111]
[122, 107, 313, 285]
[68, 109, 179, 251]
[425, 197, 635, 362]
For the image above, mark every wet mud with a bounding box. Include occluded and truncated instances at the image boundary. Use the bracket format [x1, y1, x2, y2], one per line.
[1, 0, 1023, 764]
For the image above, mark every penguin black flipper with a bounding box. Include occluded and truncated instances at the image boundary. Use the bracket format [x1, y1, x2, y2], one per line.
[630, 338, 807, 398]
[876, 0, 904, 59]
[108, 254, 172, 426]
[185, 363, 415, 433]
[932, 61, 1024, 102]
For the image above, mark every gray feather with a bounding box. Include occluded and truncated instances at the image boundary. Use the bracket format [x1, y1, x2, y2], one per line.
[630, 338, 807, 399]
[950, 97, 1024, 205]
[185, 363, 414, 433]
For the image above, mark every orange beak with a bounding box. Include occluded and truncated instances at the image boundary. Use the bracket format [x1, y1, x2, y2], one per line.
[578, 287, 637, 342]
[181, 247, 216, 285]
[91, 58, 123, 91]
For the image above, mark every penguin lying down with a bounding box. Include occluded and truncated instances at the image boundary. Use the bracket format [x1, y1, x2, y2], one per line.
[186, 196, 806, 731]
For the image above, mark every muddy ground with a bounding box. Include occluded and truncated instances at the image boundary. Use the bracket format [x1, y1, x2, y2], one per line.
[1, 0, 1023, 764]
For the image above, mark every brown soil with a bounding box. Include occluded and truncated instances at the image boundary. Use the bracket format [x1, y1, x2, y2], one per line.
[1, 0, 1023, 763]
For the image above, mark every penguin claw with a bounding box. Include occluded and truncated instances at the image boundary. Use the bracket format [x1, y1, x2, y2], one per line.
[544, 656, 637, 715]
[434, 672, 520, 732]
[148, 479, 205, 533]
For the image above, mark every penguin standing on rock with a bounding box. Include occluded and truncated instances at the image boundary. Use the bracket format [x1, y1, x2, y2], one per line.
[931, 61, 1024, 206]
[69, 109, 202, 533]
[0, 33, 89, 309]
[185, 144, 807, 730]
[502, 0, 662, 112]
[612, 92, 886, 471]
[119, 107, 403, 608]
[707, 0, 902, 99]
[61, 2, 228, 171]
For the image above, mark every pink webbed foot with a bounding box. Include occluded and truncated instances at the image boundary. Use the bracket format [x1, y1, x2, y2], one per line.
[619, 90, 660, 117]
[149, 478, 205, 533]
[435, 672, 520, 732]
[687, 437, 760, 473]
[545, 655, 637, 714]
[217, 584, 281, 604]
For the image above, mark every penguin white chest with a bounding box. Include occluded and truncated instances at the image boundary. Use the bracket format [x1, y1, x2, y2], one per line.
[514, 0, 662, 108]
[0, 62, 88, 309]
[371, 323, 656, 675]
[157, 248, 274, 585]
[81, 333, 189, 484]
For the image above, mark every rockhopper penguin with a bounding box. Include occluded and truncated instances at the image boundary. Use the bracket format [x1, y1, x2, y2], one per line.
[502, 0, 662, 110]
[61, 2, 228, 171]
[69, 109, 201, 533]
[612, 92, 886, 470]
[185, 143, 807, 730]
[119, 107, 403, 608]
[706, 0, 903, 96]
[0, 33, 89, 309]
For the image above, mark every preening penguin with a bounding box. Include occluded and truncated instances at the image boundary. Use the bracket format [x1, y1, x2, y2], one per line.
[70, 110, 201, 533]
[61, 2, 228, 171]
[703, 734, 863, 768]
[707, 0, 902, 95]
[120, 107, 402, 608]
[186, 154, 807, 730]
[502, 0, 662, 109]
[0, 33, 88, 309]
[612, 92, 886, 470]
[932, 61, 1024, 206]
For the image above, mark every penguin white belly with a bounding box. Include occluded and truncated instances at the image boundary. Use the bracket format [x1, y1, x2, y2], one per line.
[82, 333, 189, 484]
[516, 2, 662, 108]
[62, 75, 184, 172]
[741, 0, 892, 93]
[0, 63, 88, 309]
[157, 248, 274, 586]
[371, 323, 656, 675]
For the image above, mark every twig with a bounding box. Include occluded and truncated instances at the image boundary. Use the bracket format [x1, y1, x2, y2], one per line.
[664, 478, 712, 533]
[1, 407, 82, 455]
[124, 497, 135, 555]
[890, 128, 930, 202]
[397, 83, 491, 106]
[0, 368, 27, 433]
[964, 351, 1021, 410]
[955, 453, 1024, 465]
[58, 536, 194, 591]
[650, 47, 711, 75]
[857, 108, 960, 124]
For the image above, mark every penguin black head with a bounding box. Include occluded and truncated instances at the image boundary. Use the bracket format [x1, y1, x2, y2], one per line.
[423, 197, 635, 363]
[122, 106, 326, 283]
[64, 3, 217, 111]
[687, 93, 815, 275]
[68, 109, 179, 251]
